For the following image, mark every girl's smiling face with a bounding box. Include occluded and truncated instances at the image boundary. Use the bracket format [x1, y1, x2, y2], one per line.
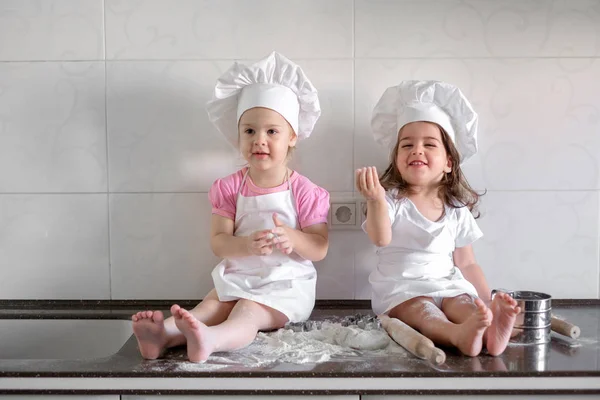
[395, 121, 452, 188]
[238, 107, 297, 172]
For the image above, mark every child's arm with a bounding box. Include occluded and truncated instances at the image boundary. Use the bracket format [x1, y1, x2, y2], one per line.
[210, 214, 273, 258]
[365, 197, 392, 247]
[356, 167, 391, 247]
[453, 245, 492, 302]
[271, 215, 328, 261]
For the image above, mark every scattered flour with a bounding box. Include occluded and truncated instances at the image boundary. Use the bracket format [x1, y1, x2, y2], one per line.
[574, 337, 598, 345]
[210, 322, 393, 366]
[553, 336, 598, 348]
[332, 325, 390, 350]
[256, 322, 390, 360]
[136, 321, 408, 372]
[176, 362, 229, 372]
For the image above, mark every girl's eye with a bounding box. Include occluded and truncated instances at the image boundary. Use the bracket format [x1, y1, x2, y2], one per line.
[245, 129, 254, 134]
[401, 144, 412, 148]
[267, 129, 277, 135]
[425, 143, 436, 147]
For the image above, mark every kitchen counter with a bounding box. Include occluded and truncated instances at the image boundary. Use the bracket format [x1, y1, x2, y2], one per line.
[0, 300, 598, 396]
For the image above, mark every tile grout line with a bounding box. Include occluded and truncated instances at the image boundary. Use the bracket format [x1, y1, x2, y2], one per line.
[102, 0, 113, 300]
[2, 57, 600, 63]
[597, 189, 600, 299]
[352, 0, 357, 299]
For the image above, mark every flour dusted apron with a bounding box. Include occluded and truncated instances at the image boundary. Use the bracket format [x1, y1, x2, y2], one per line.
[211, 170, 316, 322]
[369, 198, 478, 315]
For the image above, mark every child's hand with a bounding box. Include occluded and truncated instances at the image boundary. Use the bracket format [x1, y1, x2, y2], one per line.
[271, 213, 294, 255]
[246, 229, 274, 256]
[356, 166, 385, 202]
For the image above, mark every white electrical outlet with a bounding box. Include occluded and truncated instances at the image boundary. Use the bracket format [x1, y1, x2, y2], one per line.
[331, 202, 356, 226]
[329, 197, 363, 230]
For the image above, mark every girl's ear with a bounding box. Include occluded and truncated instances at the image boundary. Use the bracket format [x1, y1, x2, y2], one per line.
[444, 156, 452, 173]
[289, 132, 298, 147]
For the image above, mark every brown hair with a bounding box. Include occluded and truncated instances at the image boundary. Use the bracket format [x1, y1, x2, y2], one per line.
[379, 124, 483, 218]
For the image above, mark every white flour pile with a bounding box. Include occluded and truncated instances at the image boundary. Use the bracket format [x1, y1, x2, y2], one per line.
[138, 322, 409, 372]
[210, 321, 402, 366]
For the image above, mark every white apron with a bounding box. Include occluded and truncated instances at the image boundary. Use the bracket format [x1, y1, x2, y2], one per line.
[369, 198, 478, 315]
[211, 170, 316, 322]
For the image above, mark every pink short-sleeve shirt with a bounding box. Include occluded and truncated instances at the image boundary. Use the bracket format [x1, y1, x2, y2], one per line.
[209, 168, 330, 229]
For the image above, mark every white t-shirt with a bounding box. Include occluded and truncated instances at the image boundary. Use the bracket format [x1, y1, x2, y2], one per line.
[367, 189, 483, 314]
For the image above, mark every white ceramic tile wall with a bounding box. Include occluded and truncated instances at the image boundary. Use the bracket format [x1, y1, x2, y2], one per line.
[104, 0, 353, 60]
[0, 0, 598, 300]
[0, 0, 104, 61]
[109, 193, 219, 299]
[0, 62, 107, 193]
[106, 60, 239, 193]
[355, 0, 600, 58]
[0, 194, 110, 299]
[475, 191, 599, 298]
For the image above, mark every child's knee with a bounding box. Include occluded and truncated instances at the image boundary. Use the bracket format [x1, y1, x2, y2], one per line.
[453, 294, 475, 305]
[391, 297, 437, 319]
[239, 299, 288, 328]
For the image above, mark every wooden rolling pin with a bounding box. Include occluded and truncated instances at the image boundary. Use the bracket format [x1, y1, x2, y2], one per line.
[379, 315, 446, 365]
[551, 315, 580, 339]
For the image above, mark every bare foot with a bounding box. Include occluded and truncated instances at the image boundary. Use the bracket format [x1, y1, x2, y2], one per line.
[132, 310, 167, 359]
[452, 298, 492, 357]
[486, 292, 521, 356]
[171, 304, 215, 363]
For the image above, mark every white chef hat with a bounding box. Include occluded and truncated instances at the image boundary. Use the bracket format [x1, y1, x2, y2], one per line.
[371, 80, 478, 164]
[206, 51, 321, 148]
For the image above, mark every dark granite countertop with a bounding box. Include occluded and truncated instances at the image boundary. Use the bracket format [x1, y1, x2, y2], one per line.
[0, 300, 599, 395]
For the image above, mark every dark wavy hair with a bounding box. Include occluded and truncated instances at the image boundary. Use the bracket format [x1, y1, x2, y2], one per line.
[379, 123, 483, 218]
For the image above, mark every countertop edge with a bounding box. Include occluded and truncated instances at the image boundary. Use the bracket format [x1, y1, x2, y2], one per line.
[1, 375, 600, 394]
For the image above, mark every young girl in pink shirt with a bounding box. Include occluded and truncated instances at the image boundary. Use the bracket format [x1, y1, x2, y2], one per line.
[131, 52, 330, 362]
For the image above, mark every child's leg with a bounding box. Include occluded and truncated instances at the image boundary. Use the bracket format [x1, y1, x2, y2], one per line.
[486, 292, 521, 356]
[443, 293, 520, 356]
[172, 299, 288, 363]
[131, 289, 236, 359]
[440, 294, 485, 324]
[390, 296, 491, 357]
[441, 294, 493, 356]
